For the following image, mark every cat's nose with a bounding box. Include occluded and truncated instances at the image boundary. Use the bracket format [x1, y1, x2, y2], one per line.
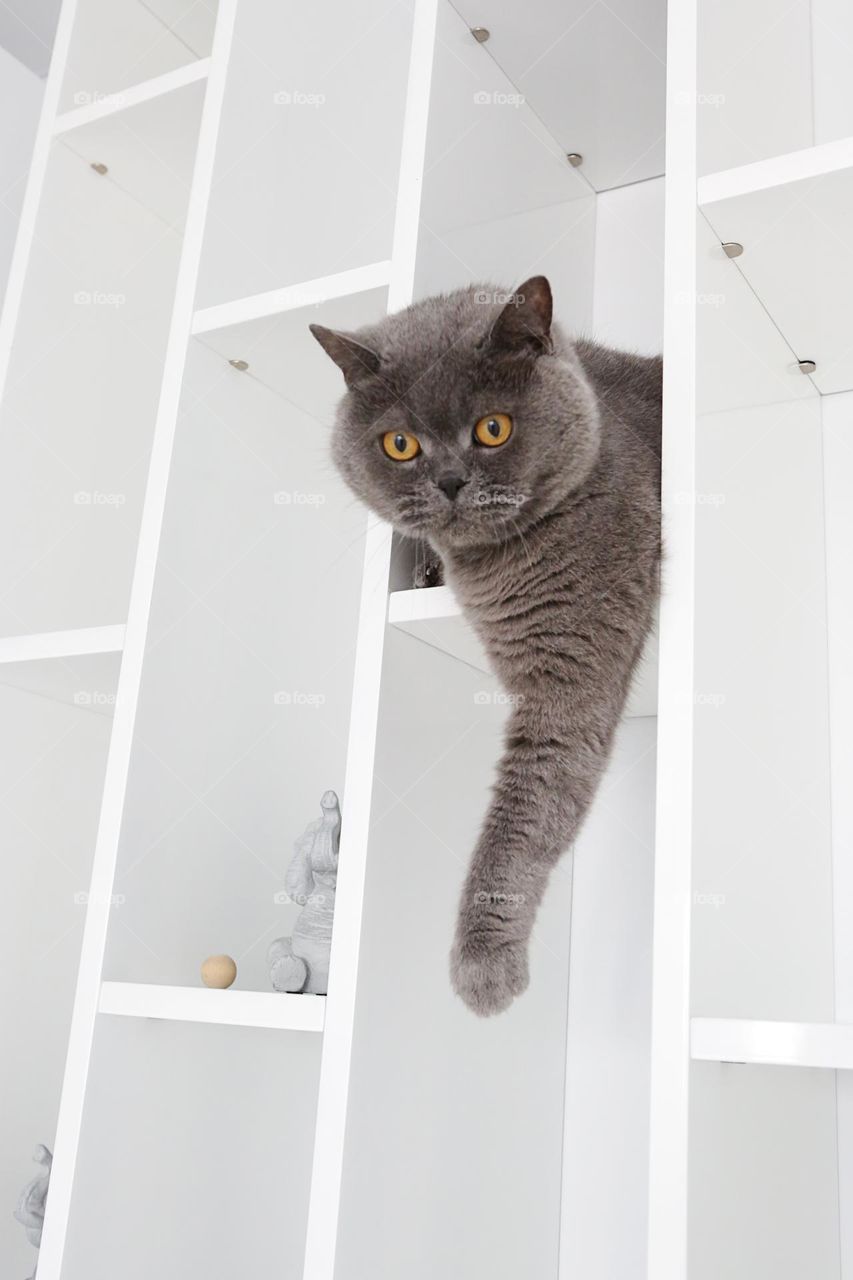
[436, 474, 469, 501]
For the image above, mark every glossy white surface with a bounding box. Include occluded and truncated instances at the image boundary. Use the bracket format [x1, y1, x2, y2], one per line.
[702, 145, 853, 395]
[452, 0, 666, 191]
[196, 0, 414, 308]
[58, 0, 216, 112]
[692, 1018, 853, 1068]
[61, 1016, 321, 1279]
[54, 58, 209, 134]
[99, 980, 325, 1031]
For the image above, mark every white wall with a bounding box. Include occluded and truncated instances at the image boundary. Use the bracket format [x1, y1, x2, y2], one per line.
[0, 44, 42, 305]
[691, 396, 834, 1022]
[689, 1061, 840, 1279]
[61, 1017, 321, 1279]
[697, 0, 853, 175]
[592, 177, 664, 356]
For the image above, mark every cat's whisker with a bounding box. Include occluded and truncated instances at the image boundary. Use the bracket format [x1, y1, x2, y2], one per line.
[507, 515, 534, 571]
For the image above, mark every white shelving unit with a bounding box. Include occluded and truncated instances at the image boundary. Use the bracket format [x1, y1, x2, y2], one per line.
[648, 1, 853, 1277]
[6, 0, 851, 1277]
[0, 3, 215, 1274]
[1, 0, 664, 1275]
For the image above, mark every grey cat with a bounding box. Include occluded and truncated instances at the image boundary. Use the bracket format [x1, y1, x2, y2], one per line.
[310, 277, 661, 1016]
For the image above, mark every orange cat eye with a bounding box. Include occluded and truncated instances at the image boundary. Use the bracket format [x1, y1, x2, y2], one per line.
[473, 413, 513, 447]
[382, 430, 421, 461]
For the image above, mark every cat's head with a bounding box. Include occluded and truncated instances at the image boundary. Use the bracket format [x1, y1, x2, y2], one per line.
[310, 277, 600, 551]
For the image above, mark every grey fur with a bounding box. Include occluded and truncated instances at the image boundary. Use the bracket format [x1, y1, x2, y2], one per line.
[311, 277, 661, 1015]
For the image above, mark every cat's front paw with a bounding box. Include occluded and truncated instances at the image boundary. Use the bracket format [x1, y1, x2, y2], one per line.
[450, 931, 529, 1017]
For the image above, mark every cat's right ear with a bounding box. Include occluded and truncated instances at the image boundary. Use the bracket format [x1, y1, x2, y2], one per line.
[486, 276, 553, 358]
[309, 324, 380, 389]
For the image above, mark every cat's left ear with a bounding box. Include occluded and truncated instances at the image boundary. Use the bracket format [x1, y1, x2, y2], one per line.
[309, 324, 381, 388]
[487, 276, 553, 357]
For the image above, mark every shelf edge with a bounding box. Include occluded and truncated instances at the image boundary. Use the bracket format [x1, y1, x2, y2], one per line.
[99, 981, 325, 1033]
[53, 58, 211, 135]
[691, 1016, 853, 1069]
[698, 135, 853, 206]
[191, 261, 393, 335]
[0, 624, 125, 664]
[387, 584, 459, 624]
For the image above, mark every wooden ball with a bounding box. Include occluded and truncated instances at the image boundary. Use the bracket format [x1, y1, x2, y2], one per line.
[201, 954, 237, 989]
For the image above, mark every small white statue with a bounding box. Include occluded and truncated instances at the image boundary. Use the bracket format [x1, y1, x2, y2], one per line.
[268, 790, 340, 995]
[14, 1145, 52, 1279]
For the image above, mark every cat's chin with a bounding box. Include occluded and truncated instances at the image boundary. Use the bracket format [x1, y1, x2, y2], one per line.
[422, 511, 529, 553]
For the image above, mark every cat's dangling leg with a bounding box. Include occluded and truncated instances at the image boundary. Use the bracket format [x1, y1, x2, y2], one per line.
[450, 687, 621, 1016]
[268, 937, 308, 993]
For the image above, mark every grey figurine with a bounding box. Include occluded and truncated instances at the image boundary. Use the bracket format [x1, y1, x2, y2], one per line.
[14, 1145, 51, 1279]
[268, 791, 340, 995]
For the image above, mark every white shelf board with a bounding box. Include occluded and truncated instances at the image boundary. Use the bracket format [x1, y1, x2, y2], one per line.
[191, 284, 390, 402]
[0, 624, 124, 663]
[54, 60, 210, 135]
[0, 628, 124, 711]
[694, 211, 815, 415]
[58, 0, 216, 114]
[191, 262, 393, 336]
[99, 981, 325, 1033]
[691, 1018, 853, 1070]
[389, 586, 659, 717]
[699, 139, 853, 395]
[57, 74, 206, 230]
[697, 136, 853, 206]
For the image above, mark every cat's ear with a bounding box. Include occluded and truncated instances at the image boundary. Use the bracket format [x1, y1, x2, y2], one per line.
[309, 324, 381, 388]
[487, 276, 553, 357]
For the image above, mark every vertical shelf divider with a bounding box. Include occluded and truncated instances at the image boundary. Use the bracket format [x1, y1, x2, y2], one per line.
[647, 0, 698, 1274]
[300, 3, 438, 1277]
[35, 4, 239, 1276]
